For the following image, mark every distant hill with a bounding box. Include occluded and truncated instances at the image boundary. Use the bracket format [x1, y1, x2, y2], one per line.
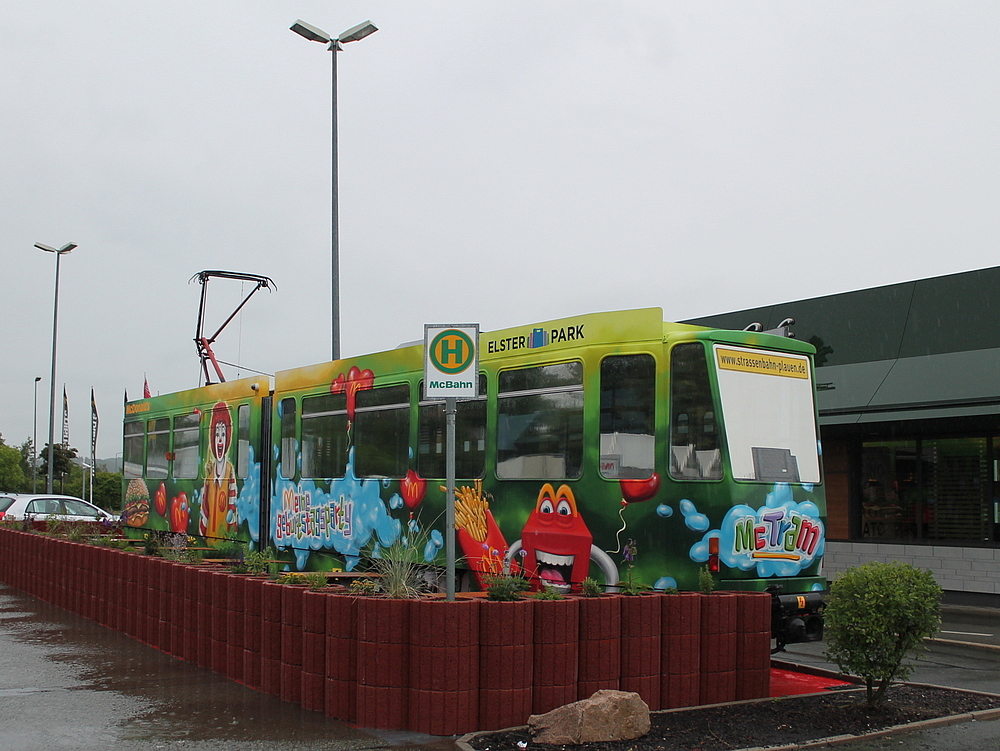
[96, 457, 122, 473]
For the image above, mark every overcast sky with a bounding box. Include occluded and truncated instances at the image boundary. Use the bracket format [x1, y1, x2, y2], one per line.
[3, 2, 999, 460]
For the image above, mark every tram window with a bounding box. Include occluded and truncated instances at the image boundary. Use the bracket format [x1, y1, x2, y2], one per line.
[497, 362, 584, 480]
[280, 398, 297, 479]
[146, 418, 170, 479]
[237, 404, 250, 479]
[669, 344, 722, 480]
[600, 354, 656, 479]
[173, 412, 201, 479]
[417, 375, 487, 479]
[301, 392, 348, 479]
[123, 421, 144, 479]
[355, 384, 410, 479]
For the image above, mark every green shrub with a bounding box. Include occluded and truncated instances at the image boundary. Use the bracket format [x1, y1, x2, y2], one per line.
[580, 577, 603, 598]
[698, 565, 716, 594]
[244, 549, 270, 575]
[486, 574, 531, 601]
[370, 538, 426, 599]
[532, 584, 564, 600]
[303, 572, 328, 591]
[349, 577, 378, 595]
[824, 561, 942, 705]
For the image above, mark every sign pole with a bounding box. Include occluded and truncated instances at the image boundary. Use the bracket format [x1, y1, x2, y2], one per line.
[423, 323, 479, 603]
[445, 396, 457, 601]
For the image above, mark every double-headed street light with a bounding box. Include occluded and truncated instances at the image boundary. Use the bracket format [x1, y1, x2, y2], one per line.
[290, 19, 378, 362]
[35, 241, 77, 493]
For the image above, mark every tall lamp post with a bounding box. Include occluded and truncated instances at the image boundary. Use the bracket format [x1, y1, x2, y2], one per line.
[35, 241, 77, 493]
[290, 19, 378, 362]
[32, 376, 41, 492]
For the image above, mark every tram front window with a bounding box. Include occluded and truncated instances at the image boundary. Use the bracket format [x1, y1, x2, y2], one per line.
[713, 343, 820, 484]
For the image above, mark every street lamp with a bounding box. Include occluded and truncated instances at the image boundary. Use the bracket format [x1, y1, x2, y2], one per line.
[32, 376, 41, 492]
[35, 241, 77, 493]
[290, 18, 378, 362]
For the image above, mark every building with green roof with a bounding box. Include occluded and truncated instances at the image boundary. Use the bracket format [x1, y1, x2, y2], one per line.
[686, 265, 1000, 605]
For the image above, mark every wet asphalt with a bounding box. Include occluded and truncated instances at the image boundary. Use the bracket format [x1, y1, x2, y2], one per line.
[2, 581, 999, 751]
[0, 583, 459, 751]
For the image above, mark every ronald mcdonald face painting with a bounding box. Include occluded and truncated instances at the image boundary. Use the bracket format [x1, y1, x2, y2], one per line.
[201, 402, 237, 542]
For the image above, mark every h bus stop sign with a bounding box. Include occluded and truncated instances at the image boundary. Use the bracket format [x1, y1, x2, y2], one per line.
[423, 324, 479, 399]
[424, 324, 479, 600]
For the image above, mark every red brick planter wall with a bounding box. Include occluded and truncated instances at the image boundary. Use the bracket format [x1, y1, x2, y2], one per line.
[408, 598, 481, 736]
[531, 597, 580, 715]
[619, 595, 662, 709]
[735, 592, 772, 700]
[577, 595, 621, 699]
[662, 591, 702, 708]
[325, 594, 358, 723]
[700, 592, 738, 705]
[356, 597, 410, 730]
[0, 529, 776, 736]
[479, 598, 534, 731]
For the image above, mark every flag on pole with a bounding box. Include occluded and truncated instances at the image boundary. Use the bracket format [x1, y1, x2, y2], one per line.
[91, 389, 99, 464]
[62, 386, 70, 445]
[143, 375, 151, 399]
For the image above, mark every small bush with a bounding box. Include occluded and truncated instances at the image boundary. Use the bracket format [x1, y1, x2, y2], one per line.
[532, 584, 564, 600]
[349, 577, 378, 596]
[244, 549, 270, 575]
[824, 561, 942, 705]
[370, 538, 426, 599]
[303, 572, 328, 591]
[698, 565, 717, 594]
[486, 574, 531, 601]
[580, 577, 603, 597]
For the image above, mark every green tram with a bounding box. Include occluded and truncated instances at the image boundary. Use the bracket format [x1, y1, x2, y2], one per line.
[123, 308, 826, 644]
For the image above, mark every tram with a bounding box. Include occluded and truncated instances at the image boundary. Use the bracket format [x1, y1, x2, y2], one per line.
[123, 308, 826, 640]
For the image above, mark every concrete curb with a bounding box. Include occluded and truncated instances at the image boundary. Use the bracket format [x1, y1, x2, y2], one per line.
[457, 677, 1000, 751]
[925, 636, 1000, 657]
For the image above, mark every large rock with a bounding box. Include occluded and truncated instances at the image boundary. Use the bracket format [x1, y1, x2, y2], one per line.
[528, 690, 650, 745]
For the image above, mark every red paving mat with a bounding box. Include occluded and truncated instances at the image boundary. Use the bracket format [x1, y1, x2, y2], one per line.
[770, 667, 853, 697]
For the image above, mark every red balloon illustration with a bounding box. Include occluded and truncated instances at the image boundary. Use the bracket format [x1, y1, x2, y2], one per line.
[620, 473, 661, 503]
[170, 492, 189, 533]
[331, 366, 375, 421]
[400, 470, 427, 511]
[154, 482, 168, 517]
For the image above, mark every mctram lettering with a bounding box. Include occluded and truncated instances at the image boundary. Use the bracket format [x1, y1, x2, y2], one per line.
[734, 510, 821, 558]
[277, 488, 353, 541]
[487, 324, 585, 353]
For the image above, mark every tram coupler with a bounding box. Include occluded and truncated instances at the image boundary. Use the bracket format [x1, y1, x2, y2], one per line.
[766, 584, 825, 654]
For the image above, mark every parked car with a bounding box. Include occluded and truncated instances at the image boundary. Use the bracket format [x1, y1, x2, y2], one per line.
[0, 494, 116, 523]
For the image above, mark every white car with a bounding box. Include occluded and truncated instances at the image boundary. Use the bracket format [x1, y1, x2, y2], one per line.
[0, 494, 116, 523]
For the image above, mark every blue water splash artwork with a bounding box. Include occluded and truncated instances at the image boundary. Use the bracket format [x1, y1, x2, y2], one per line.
[653, 576, 678, 591]
[689, 483, 824, 577]
[679, 499, 710, 532]
[656, 504, 673, 518]
[235, 445, 261, 543]
[271, 448, 401, 570]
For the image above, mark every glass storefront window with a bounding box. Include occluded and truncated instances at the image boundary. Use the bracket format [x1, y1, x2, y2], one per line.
[860, 436, 993, 543]
[860, 441, 918, 540]
[922, 437, 990, 543]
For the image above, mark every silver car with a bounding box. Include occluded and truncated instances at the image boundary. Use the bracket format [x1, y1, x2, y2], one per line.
[0, 493, 116, 523]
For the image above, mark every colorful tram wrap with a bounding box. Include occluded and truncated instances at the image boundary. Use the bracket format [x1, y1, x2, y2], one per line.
[123, 308, 827, 633]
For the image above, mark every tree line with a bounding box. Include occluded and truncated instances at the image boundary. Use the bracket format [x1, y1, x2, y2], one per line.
[0, 434, 122, 512]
